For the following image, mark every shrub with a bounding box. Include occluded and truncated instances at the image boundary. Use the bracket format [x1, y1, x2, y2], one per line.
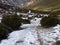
[58, 20, 60, 25]
[0, 23, 9, 40]
[56, 41, 60, 45]
[22, 19, 30, 24]
[40, 16, 58, 28]
[28, 17, 32, 20]
[49, 12, 60, 25]
[49, 12, 58, 17]
[1, 14, 22, 30]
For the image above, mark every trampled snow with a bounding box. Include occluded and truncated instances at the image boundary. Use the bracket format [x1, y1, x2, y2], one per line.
[0, 17, 60, 45]
[37, 24, 60, 45]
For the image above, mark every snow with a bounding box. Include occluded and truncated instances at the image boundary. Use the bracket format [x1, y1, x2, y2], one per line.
[0, 28, 40, 45]
[37, 24, 60, 45]
[21, 17, 60, 45]
[0, 16, 60, 45]
[0, 17, 2, 22]
[21, 17, 28, 19]
[28, 10, 31, 13]
[0, 17, 40, 45]
[17, 12, 20, 15]
[21, 18, 41, 29]
[28, 15, 34, 17]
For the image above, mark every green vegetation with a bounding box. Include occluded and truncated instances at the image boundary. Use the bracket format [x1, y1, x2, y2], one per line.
[16, 8, 29, 13]
[22, 19, 30, 24]
[27, 0, 60, 11]
[0, 23, 12, 40]
[0, 14, 31, 40]
[1, 14, 22, 30]
[40, 16, 58, 28]
[56, 41, 60, 45]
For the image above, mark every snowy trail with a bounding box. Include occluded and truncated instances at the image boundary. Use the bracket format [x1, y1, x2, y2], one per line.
[0, 17, 60, 45]
[37, 25, 60, 45]
[0, 18, 41, 45]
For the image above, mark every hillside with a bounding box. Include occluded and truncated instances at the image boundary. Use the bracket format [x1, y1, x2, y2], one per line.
[0, 0, 60, 11]
[27, 0, 60, 11]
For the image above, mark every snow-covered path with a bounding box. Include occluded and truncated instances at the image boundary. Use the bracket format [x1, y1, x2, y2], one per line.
[37, 25, 60, 45]
[0, 18, 41, 45]
[0, 17, 60, 45]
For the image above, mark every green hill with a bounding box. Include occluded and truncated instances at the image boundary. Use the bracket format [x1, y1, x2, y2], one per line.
[27, 0, 60, 11]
